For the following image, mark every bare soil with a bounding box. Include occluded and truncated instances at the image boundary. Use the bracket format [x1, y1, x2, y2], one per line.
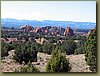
[1, 51, 91, 72]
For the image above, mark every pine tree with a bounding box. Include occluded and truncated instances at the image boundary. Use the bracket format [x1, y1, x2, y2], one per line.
[85, 28, 96, 72]
[46, 47, 71, 72]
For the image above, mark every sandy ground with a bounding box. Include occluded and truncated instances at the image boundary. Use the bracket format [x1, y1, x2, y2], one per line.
[1, 51, 91, 72]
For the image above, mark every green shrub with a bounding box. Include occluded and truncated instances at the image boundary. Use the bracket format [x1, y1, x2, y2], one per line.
[1, 42, 14, 57]
[46, 47, 71, 72]
[74, 46, 85, 54]
[58, 40, 77, 55]
[42, 42, 55, 55]
[15, 62, 39, 72]
[85, 28, 96, 72]
[13, 43, 37, 64]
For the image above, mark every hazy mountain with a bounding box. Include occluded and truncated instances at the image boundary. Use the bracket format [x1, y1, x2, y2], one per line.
[1, 18, 96, 29]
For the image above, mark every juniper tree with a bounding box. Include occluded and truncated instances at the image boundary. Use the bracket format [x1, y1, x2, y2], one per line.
[46, 47, 71, 72]
[13, 43, 37, 64]
[85, 28, 96, 72]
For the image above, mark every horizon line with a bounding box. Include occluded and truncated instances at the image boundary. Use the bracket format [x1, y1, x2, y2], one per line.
[1, 18, 96, 23]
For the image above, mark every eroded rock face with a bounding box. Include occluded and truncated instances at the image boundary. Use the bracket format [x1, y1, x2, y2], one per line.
[19, 25, 65, 35]
[20, 24, 33, 32]
[35, 27, 43, 33]
[64, 27, 74, 36]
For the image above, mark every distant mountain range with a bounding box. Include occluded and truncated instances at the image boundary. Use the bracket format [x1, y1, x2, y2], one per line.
[1, 18, 96, 29]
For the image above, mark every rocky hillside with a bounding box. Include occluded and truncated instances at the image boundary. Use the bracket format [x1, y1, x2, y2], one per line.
[1, 50, 91, 72]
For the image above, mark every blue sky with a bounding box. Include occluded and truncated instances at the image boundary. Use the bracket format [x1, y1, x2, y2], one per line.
[1, 1, 96, 22]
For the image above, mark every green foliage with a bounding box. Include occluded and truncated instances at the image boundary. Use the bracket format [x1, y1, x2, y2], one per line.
[36, 43, 42, 52]
[58, 40, 77, 55]
[1, 42, 9, 57]
[15, 62, 39, 72]
[1, 42, 15, 57]
[46, 47, 71, 72]
[85, 29, 96, 72]
[42, 42, 55, 54]
[74, 46, 85, 54]
[13, 42, 37, 64]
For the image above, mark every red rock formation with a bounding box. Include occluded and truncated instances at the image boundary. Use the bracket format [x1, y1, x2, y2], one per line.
[20, 24, 33, 32]
[64, 27, 74, 36]
[44, 30, 48, 33]
[30, 30, 36, 33]
[35, 27, 42, 33]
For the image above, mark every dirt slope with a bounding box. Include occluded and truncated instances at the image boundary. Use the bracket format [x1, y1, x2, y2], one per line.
[1, 51, 91, 72]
